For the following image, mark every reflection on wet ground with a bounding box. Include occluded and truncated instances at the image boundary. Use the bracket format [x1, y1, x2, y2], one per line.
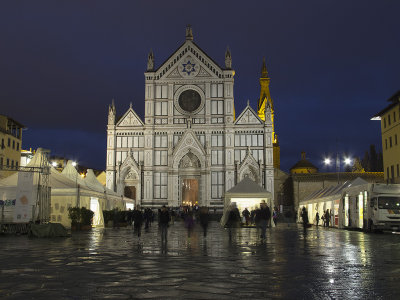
[1, 222, 400, 299]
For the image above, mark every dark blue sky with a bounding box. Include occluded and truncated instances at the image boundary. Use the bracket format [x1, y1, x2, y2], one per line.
[1, 1, 399, 172]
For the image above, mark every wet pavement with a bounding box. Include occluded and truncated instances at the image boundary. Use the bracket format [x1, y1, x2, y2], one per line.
[1, 222, 400, 299]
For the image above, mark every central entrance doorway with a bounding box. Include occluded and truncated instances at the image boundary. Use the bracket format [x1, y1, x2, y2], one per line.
[181, 178, 199, 206]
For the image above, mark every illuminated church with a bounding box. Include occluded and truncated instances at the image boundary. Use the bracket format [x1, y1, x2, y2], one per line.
[106, 26, 279, 209]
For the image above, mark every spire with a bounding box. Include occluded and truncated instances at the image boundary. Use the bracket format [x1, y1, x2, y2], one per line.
[261, 57, 268, 78]
[225, 46, 232, 69]
[185, 25, 193, 41]
[147, 49, 154, 71]
[301, 151, 306, 160]
[108, 99, 116, 125]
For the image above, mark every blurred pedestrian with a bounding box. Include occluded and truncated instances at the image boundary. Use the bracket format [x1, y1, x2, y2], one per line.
[316, 212, 320, 226]
[272, 208, 278, 226]
[257, 200, 271, 241]
[325, 209, 330, 227]
[226, 202, 240, 240]
[133, 205, 143, 238]
[242, 208, 250, 226]
[199, 207, 209, 237]
[159, 205, 170, 244]
[301, 206, 309, 234]
[184, 209, 195, 238]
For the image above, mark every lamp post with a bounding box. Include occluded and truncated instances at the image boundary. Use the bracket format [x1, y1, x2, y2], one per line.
[72, 161, 79, 207]
[324, 155, 352, 184]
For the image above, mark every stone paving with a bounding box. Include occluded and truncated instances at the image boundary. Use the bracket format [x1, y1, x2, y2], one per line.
[1, 221, 400, 299]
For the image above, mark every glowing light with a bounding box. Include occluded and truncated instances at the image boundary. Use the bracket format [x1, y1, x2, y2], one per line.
[324, 158, 331, 165]
[72, 161, 77, 167]
[52, 162, 57, 167]
[344, 157, 352, 165]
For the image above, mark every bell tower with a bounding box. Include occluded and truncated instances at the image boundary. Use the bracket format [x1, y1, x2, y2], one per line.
[257, 58, 280, 169]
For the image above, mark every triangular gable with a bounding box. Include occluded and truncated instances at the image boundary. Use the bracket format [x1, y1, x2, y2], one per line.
[155, 41, 223, 80]
[235, 105, 263, 125]
[172, 129, 206, 159]
[116, 108, 144, 127]
[239, 148, 260, 170]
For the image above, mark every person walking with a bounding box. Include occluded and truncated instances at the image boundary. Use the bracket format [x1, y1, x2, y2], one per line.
[316, 212, 320, 226]
[272, 208, 278, 226]
[301, 207, 309, 234]
[198, 207, 209, 237]
[133, 205, 143, 238]
[159, 205, 170, 244]
[242, 208, 250, 226]
[325, 209, 330, 227]
[226, 203, 240, 240]
[184, 209, 195, 238]
[257, 200, 271, 241]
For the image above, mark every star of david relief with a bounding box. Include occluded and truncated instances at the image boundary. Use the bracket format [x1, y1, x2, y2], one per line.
[182, 61, 196, 75]
[178, 56, 200, 77]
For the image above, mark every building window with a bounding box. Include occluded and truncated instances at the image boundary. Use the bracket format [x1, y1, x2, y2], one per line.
[395, 134, 398, 146]
[211, 134, 224, 147]
[16, 142, 19, 151]
[11, 160, 14, 168]
[16, 161, 18, 168]
[1, 139, 4, 149]
[0, 157, 3, 166]
[155, 85, 168, 99]
[6, 159, 9, 166]
[390, 136, 393, 148]
[154, 172, 167, 199]
[211, 150, 224, 165]
[387, 167, 389, 179]
[211, 83, 223, 98]
[211, 100, 224, 115]
[8, 138, 10, 147]
[394, 111, 397, 123]
[388, 114, 391, 126]
[384, 118, 386, 128]
[154, 150, 168, 166]
[154, 101, 168, 116]
[211, 171, 224, 198]
[12, 140, 15, 149]
[154, 135, 168, 148]
[385, 139, 388, 149]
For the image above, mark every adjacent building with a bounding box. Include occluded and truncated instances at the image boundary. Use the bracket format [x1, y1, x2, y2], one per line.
[0, 114, 24, 179]
[106, 26, 278, 209]
[372, 90, 400, 183]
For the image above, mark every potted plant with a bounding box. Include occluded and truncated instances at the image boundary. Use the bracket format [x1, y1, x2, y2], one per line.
[68, 207, 94, 230]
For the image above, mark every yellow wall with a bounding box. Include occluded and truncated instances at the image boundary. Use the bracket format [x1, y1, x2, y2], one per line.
[381, 104, 400, 182]
[0, 115, 23, 179]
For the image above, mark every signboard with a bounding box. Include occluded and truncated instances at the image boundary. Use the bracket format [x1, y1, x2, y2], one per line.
[13, 172, 35, 223]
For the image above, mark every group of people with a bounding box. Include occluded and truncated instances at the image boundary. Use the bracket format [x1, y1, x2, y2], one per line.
[128, 205, 211, 243]
[301, 206, 333, 234]
[224, 200, 272, 241]
[315, 209, 331, 227]
[241, 207, 279, 227]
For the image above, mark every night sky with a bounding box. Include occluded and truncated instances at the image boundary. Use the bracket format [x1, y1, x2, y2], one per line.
[1, 1, 399, 172]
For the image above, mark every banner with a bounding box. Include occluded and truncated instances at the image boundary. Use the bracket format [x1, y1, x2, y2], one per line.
[13, 172, 35, 223]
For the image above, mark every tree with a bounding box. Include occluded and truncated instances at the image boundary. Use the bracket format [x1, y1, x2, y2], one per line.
[361, 151, 370, 171]
[370, 145, 378, 171]
[352, 157, 365, 172]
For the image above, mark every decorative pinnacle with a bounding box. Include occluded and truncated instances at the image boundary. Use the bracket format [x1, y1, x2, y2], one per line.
[186, 24, 193, 40]
[261, 57, 268, 78]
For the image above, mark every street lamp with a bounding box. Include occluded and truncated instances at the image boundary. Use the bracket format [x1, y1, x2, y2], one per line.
[324, 155, 352, 184]
[72, 161, 79, 207]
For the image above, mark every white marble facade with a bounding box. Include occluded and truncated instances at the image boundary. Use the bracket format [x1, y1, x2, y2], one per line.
[106, 27, 274, 209]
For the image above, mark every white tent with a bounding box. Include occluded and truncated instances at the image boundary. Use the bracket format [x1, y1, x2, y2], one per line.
[221, 177, 274, 227]
[0, 148, 134, 228]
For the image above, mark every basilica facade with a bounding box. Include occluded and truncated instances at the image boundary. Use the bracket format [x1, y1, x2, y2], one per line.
[106, 27, 278, 209]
